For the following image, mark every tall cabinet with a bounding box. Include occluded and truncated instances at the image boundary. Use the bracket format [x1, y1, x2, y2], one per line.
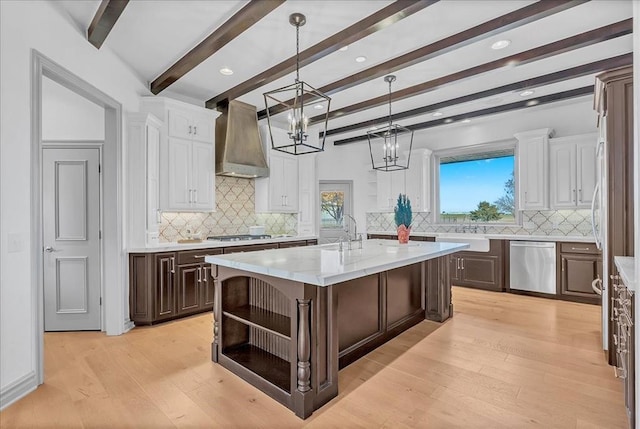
[549, 134, 597, 209]
[514, 128, 553, 210]
[140, 97, 221, 212]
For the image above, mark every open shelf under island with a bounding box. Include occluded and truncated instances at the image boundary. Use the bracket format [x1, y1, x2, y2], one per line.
[205, 239, 468, 419]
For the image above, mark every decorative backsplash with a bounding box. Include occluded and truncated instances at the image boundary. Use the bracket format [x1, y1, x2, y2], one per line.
[159, 176, 297, 242]
[367, 209, 593, 237]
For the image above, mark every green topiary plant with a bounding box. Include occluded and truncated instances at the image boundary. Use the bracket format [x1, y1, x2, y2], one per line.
[394, 194, 412, 227]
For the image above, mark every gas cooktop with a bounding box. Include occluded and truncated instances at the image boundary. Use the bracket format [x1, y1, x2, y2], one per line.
[207, 234, 272, 242]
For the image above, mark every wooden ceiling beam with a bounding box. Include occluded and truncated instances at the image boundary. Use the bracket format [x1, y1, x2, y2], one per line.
[334, 86, 595, 146]
[258, 0, 589, 119]
[87, 0, 129, 49]
[205, 0, 439, 109]
[150, 0, 285, 95]
[311, 18, 631, 124]
[324, 53, 631, 137]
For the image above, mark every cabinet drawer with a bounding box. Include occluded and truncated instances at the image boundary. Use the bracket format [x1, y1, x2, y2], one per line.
[278, 240, 308, 249]
[559, 242, 599, 254]
[224, 243, 279, 254]
[177, 248, 222, 265]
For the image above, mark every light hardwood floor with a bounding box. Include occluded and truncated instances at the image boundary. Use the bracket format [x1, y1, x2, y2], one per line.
[1, 287, 628, 428]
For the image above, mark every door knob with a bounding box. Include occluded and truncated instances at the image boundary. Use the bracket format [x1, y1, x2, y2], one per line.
[44, 246, 56, 253]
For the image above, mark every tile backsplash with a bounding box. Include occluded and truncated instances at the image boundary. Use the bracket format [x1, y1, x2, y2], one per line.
[159, 176, 297, 242]
[367, 209, 593, 237]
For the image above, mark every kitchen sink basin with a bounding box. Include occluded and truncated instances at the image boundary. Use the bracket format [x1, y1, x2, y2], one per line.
[435, 234, 490, 252]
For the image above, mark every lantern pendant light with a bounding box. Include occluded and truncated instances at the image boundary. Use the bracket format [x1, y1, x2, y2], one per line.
[367, 75, 413, 171]
[263, 13, 331, 155]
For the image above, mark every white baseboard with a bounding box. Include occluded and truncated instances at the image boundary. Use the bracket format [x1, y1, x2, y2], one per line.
[0, 371, 38, 411]
[123, 319, 135, 333]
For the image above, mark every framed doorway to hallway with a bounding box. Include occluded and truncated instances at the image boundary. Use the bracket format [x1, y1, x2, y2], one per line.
[318, 181, 353, 245]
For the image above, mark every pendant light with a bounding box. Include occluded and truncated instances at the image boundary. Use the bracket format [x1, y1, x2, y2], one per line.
[263, 13, 331, 155]
[368, 75, 413, 171]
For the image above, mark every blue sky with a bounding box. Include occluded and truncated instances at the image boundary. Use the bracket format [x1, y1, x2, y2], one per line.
[440, 156, 514, 213]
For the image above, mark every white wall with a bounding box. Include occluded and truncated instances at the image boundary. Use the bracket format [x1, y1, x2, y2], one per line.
[0, 0, 147, 408]
[42, 76, 105, 140]
[317, 97, 598, 231]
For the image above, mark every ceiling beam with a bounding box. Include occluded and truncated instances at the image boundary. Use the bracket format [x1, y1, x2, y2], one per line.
[88, 0, 129, 49]
[258, 0, 589, 119]
[150, 0, 285, 95]
[311, 18, 631, 124]
[205, 0, 439, 109]
[333, 86, 594, 146]
[324, 53, 631, 137]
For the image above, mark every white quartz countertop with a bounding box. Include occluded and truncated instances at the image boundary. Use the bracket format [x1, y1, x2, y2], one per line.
[366, 231, 596, 243]
[614, 256, 636, 292]
[127, 235, 318, 253]
[205, 239, 469, 287]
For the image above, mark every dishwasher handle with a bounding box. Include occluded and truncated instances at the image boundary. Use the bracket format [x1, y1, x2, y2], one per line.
[510, 241, 556, 248]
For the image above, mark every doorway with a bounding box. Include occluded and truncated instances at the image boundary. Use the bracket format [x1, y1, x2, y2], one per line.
[318, 181, 353, 244]
[42, 147, 102, 331]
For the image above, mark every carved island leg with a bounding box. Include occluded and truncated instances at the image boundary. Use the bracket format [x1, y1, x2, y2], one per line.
[212, 276, 220, 362]
[293, 297, 314, 418]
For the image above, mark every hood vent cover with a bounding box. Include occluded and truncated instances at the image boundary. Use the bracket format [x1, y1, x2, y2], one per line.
[215, 100, 269, 178]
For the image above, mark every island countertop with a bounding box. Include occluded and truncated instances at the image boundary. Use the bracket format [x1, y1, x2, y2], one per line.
[205, 239, 468, 287]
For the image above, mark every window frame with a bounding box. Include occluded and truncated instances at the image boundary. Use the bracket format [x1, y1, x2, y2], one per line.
[432, 139, 520, 225]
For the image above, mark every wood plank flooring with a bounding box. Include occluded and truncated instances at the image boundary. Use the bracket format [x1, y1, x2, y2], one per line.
[1, 287, 628, 428]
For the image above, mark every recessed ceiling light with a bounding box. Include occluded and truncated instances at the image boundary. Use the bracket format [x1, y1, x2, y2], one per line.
[432, 112, 443, 117]
[491, 40, 511, 50]
[355, 56, 367, 63]
[313, 104, 324, 110]
[444, 118, 453, 123]
[219, 67, 234, 76]
[461, 119, 471, 123]
[520, 90, 535, 97]
[339, 46, 349, 52]
[526, 100, 540, 106]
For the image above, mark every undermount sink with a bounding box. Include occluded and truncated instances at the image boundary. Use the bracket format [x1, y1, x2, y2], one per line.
[435, 234, 490, 252]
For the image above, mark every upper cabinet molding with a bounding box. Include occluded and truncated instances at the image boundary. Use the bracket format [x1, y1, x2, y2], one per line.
[514, 128, 555, 141]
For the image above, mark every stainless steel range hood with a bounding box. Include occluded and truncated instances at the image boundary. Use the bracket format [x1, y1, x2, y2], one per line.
[215, 100, 269, 178]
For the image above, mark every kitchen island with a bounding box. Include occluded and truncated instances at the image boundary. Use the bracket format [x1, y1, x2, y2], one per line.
[205, 239, 468, 418]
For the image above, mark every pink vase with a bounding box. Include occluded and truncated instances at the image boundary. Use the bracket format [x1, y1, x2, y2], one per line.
[397, 225, 410, 244]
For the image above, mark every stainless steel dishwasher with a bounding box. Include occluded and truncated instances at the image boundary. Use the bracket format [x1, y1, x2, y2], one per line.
[509, 241, 556, 294]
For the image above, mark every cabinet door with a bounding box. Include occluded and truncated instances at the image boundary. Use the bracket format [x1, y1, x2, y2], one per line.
[519, 136, 547, 209]
[191, 141, 215, 210]
[549, 143, 576, 209]
[576, 141, 597, 207]
[282, 156, 299, 211]
[167, 137, 192, 210]
[449, 255, 460, 283]
[190, 113, 214, 143]
[268, 154, 285, 210]
[376, 171, 393, 211]
[146, 124, 160, 240]
[458, 254, 501, 291]
[168, 109, 193, 140]
[390, 170, 406, 205]
[177, 264, 201, 315]
[559, 253, 600, 298]
[405, 153, 430, 212]
[155, 253, 176, 320]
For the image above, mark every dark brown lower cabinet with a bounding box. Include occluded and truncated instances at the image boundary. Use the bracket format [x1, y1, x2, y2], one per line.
[155, 253, 177, 321]
[449, 240, 504, 292]
[177, 264, 202, 316]
[557, 242, 601, 305]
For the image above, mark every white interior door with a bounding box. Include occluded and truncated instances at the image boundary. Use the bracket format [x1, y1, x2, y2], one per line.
[43, 147, 101, 331]
[319, 182, 352, 244]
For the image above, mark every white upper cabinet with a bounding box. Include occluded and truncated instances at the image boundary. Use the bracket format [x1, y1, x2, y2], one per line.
[127, 113, 162, 248]
[375, 149, 431, 213]
[515, 128, 552, 210]
[549, 133, 597, 209]
[141, 97, 220, 212]
[255, 125, 299, 213]
[297, 153, 317, 236]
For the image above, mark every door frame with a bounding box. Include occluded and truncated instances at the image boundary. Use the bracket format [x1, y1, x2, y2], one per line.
[318, 180, 354, 244]
[31, 50, 127, 386]
[41, 143, 104, 331]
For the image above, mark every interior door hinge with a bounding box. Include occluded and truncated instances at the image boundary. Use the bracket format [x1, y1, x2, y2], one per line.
[98, 164, 101, 173]
[99, 230, 102, 239]
[100, 297, 102, 305]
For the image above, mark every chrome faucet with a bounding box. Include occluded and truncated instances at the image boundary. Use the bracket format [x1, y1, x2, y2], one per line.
[343, 214, 362, 250]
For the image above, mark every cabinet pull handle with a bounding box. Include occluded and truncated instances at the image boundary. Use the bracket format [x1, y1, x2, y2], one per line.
[193, 126, 197, 135]
[194, 255, 207, 259]
[570, 247, 590, 251]
[188, 125, 192, 135]
[461, 258, 464, 270]
[456, 257, 460, 270]
[524, 191, 527, 203]
[198, 267, 202, 283]
[170, 257, 175, 274]
[189, 189, 193, 203]
[194, 189, 198, 203]
[579, 189, 582, 201]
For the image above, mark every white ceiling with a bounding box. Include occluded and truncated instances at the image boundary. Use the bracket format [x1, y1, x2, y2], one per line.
[57, 0, 633, 144]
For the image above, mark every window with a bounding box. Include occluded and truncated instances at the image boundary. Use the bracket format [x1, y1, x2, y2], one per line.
[437, 148, 515, 224]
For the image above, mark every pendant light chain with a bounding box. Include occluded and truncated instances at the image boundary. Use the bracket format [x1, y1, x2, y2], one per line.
[295, 22, 300, 83]
[387, 79, 393, 128]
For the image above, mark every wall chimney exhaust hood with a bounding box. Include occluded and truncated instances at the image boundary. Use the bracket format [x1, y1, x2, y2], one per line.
[215, 100, 269, 178]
